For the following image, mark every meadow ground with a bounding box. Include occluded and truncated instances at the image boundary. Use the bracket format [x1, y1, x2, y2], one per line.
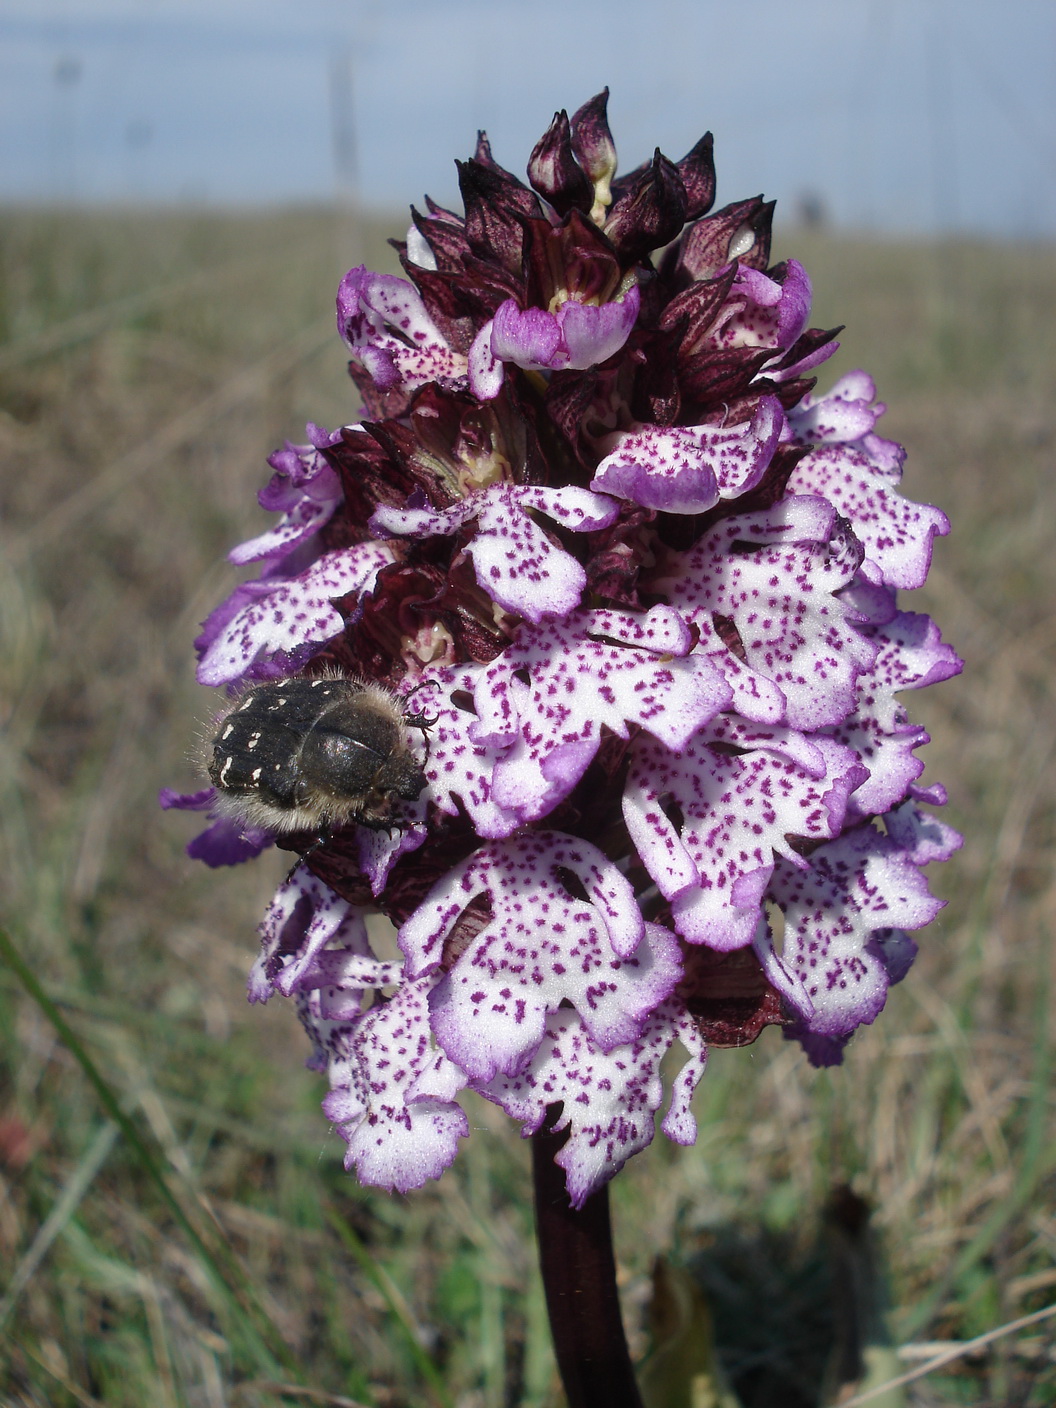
[0, 208, 1054, 1408]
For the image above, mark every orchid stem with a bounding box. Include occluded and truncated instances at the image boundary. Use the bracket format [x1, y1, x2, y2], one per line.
[531, 1128, 644, 1408]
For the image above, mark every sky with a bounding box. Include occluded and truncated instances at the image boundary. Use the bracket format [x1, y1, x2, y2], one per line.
[1, 0, 1054, 237]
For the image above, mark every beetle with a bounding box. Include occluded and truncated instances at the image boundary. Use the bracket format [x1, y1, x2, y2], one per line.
[208, 675, 431, 836]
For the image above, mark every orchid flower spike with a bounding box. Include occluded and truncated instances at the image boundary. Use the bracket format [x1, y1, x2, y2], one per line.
[168, 95, 960, 1206]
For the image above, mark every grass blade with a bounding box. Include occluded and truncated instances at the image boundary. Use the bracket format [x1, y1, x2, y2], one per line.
[325, 1206, 455, 1408]
[0, 923, 294, 1379]
[0, 1118, 119, 1332]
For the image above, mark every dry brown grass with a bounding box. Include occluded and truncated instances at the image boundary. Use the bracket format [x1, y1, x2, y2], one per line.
[0, 210, 1054, 1407]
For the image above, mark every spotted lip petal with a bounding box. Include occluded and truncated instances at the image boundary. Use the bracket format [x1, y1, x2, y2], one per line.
[322, 975, 470, 1194]
[590, 396, 784, 513]
[790, 443, 950, 591]
[248, 866, 401, 1004]
[479, 986, 705, 1209]
[831, 609, 963, 817]
[228, 442, 344, 565]
[659, 496, 877, 731]
[468, 605, 731, 828]
[789, 370, 883, 444]
[370, 483, 618, 624]
[417, 664, 522, 840]
[691, 615, 786, 723]
[884, 798, 962, 865]
[196, 542, 393, 687]
[624, 716, 865, 951]
[356, 811, 429, 897]
[337, 265, 467, 392]
[770, 815, 953, 1041]
[709, 260, 812, 352]
[397, 832, 669, 1081]
[227, 492, 336, 566]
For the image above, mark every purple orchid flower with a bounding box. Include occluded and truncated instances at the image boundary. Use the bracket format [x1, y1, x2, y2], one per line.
[480, 282, 641, 381]
[590, 394, 784, 513]
[227, 439, 344, 565]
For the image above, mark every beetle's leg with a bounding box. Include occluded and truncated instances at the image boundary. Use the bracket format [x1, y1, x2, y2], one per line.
[287, 827, 333, 881]
[404, 710, 439, 731]
[400, 678, 441, 729]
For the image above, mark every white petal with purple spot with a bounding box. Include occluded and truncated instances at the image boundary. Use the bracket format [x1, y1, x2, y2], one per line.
[769, 820, 949, 1037]
[710, 262, 811, 352]
[228, 445, 343, 565]
[831, 610, 962, 816]
[337, 265, 468, 393]
[479, 989, 705, 1208]
[659, 497, 877, 730]
[228, 494, 340, 565]
[469, 606, 732, 826]
[371, 483, 617, 623]
[322, 975, 470, 1194]
[249, 866, 400, 1004]
[590, 397, 783, 514]
[789, 444, 949, 591]
[788, 370, 882, 444]
[398, 832, 669, 1081]
[624, 716, 864, 951]
[417, 663, 521, 839]
[884, 800, 962, 865]
[197, 543, 393, 686]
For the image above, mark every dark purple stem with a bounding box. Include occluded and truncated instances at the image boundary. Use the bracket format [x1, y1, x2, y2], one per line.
[532, 1127, 644, 1408]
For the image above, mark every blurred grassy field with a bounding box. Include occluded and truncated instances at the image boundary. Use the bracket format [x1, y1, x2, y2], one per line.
[0, 207, 1054, 1408]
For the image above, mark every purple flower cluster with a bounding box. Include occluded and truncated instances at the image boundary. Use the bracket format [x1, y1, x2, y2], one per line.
[168, 95, 960, 1207]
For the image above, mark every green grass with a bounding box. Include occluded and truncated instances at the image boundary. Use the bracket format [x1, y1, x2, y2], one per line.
[1, 208, 1054, 1407]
